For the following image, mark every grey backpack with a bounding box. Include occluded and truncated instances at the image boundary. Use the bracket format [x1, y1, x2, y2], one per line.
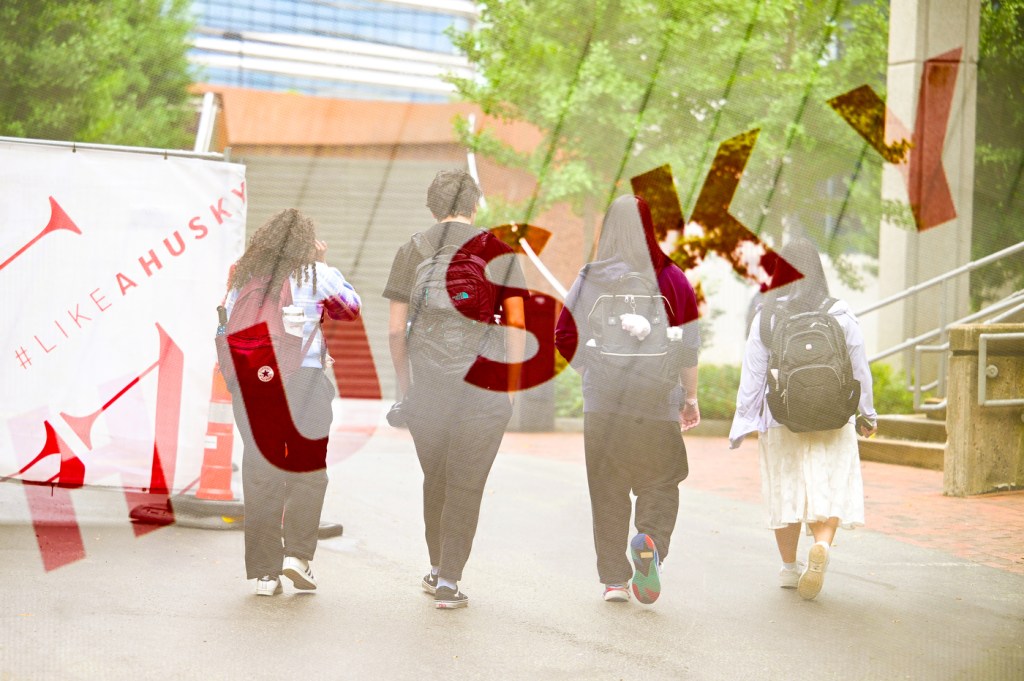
[760, 297, 860, 432]
[586, 270, 681, 402]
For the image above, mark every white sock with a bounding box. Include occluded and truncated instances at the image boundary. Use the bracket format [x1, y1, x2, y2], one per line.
[783, 561, 799, 570]
[437, 577, 457, 591]
[430, 566, 439, 577]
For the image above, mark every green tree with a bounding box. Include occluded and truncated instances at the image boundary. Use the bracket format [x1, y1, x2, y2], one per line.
[450, 0, 890, 283]
[0, 0, 195, 149]
[972, 0, 1024, 304]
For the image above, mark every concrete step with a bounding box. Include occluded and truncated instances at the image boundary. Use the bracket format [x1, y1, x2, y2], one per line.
[876, 414, 947, 443]
[858, 436, 945, 471]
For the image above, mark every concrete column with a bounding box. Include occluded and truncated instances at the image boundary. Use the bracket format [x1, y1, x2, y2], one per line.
[944, 324, 1024, 497]
[877, 0, 980, 371]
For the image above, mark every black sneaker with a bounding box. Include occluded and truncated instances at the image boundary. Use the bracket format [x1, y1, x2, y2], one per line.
[422, 572, 438, 594]
[434, 585, 469, 609]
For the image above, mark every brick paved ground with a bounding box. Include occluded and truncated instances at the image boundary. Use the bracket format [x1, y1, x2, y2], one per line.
[498, 430, 1024, 576]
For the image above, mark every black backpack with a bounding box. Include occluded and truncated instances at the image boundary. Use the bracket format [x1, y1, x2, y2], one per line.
[585, 270, 682, 402]
[407, 230, 498, 379]
[760, 297, 860, 432]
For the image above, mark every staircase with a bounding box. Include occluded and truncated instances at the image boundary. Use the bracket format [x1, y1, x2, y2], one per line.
[241, 154, 458, 401]
[855, 240, 1024, 470]
[859, 414, 946, 470]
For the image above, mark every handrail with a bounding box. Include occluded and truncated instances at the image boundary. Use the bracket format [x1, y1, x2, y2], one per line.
[986, 292, 1024, 323]
[978, 333, 1024, 407]
[868, 289, 1024, 363]
[855, 240, 1024, 318]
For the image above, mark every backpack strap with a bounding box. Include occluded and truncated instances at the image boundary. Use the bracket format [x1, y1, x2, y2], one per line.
[819, 296, 837, 313]
[412, 231, 435, 260]
[759, 299, 775, 348]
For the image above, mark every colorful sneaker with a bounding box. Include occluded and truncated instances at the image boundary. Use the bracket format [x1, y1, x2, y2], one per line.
[434, 585, 469, 609]
[798, 541, 830, 600]
[629, 533, 661, 604]
[255, 575, 282, 596]
[422, 572, 438, 595]
[282, 556, 317, 591]
[603, 584, 631, 602]
[779, 562, 805, 589]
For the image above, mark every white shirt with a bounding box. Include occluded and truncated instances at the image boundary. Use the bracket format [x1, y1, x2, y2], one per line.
[225, 262, 361, 368]
[729, 298, 876, 441]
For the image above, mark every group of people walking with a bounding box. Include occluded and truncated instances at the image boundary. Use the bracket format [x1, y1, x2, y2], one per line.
[219, 169, 877, 608]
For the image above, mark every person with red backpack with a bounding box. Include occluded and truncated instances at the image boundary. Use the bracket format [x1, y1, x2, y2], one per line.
[729, 237, 877, 601]
[383, 170, 527, 609]
[221, 208, 361, 597]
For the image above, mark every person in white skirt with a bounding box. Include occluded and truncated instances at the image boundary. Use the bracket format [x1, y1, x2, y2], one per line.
[728, 237, 877, 600]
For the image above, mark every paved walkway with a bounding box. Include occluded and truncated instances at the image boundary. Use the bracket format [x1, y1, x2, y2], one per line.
[2, 405, 1022, 680]
[498, 429, 1024, 576]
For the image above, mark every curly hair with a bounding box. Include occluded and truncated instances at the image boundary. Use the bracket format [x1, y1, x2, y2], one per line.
[229, 208, 318, 298]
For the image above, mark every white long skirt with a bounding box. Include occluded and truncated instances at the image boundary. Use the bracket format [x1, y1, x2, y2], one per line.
[758, 422, 865, 530]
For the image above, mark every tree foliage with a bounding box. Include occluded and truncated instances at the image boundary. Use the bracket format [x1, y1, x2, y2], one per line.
[0, 0, 195, 149]
[972, 0, 1024, 303]
[450, 0, 890, 281]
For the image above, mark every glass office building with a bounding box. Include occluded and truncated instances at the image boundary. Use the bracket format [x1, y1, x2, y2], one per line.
[189, 0, 477, 101]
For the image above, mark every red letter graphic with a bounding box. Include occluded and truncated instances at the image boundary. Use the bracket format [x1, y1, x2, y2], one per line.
[828, 47, 962, 231]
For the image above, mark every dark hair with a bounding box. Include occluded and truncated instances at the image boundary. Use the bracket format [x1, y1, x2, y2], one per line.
[229, 208, 317, 297]
[769, 237, 829, 313]
[426, 169, 482, 220]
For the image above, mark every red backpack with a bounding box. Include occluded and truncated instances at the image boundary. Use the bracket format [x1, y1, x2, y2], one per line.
[215, 276, 317, 392]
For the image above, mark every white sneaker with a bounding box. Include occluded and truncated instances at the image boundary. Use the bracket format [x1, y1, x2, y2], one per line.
[779, 562, 805, 589]
[798, 542, 830, 600]
[603, 584, 631, 602]
[282, 556, 317, 590]
[256, 575, 282, 596]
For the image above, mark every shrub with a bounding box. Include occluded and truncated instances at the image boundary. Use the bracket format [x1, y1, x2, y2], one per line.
[870, 362, 915, 415]
[556, 361, 915, 419]
[697, 364, 742, 420]
[554, 354, 584, 418]
[553, 359, 743, 420]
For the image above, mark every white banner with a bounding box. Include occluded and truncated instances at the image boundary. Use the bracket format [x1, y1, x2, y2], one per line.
[0, 141, 245, 494]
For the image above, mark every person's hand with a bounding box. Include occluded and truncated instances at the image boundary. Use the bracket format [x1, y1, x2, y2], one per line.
[856, 414, 877, 438]
[680, 399, 700, 431]
[314, 239, 328, 263]
[856, 420, 877, 438]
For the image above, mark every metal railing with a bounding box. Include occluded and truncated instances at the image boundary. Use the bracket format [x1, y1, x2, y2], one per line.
[978, 333, 1024, 408]
[856, 240, 1024, 411]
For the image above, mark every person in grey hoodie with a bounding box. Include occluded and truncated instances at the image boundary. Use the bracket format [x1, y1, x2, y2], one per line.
[555, 195, 700, 605]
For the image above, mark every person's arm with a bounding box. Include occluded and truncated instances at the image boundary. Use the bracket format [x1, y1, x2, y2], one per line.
[388, 301, 411, 399]
[664, 266, 701, 430]
[729, 311, 770, 447]
[842, 310, 878, 437]
[312, 242, 361, 321]
[503, 295, 526, 398]
[554, 276, 585, 371]
[679, 365, 700, 431]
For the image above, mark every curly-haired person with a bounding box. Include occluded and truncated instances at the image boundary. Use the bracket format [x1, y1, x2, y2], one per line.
[224, 208, 361, 597]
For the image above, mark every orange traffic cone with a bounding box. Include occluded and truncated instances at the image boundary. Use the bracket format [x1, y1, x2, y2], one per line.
[196, 365, 235, 501]
[136, 364, 244, 529]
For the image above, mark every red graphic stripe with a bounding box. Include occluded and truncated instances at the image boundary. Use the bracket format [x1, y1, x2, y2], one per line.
[633, 138, 803, 293]
[0, 197, 81, 272]
[828, 47, 962, 231]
